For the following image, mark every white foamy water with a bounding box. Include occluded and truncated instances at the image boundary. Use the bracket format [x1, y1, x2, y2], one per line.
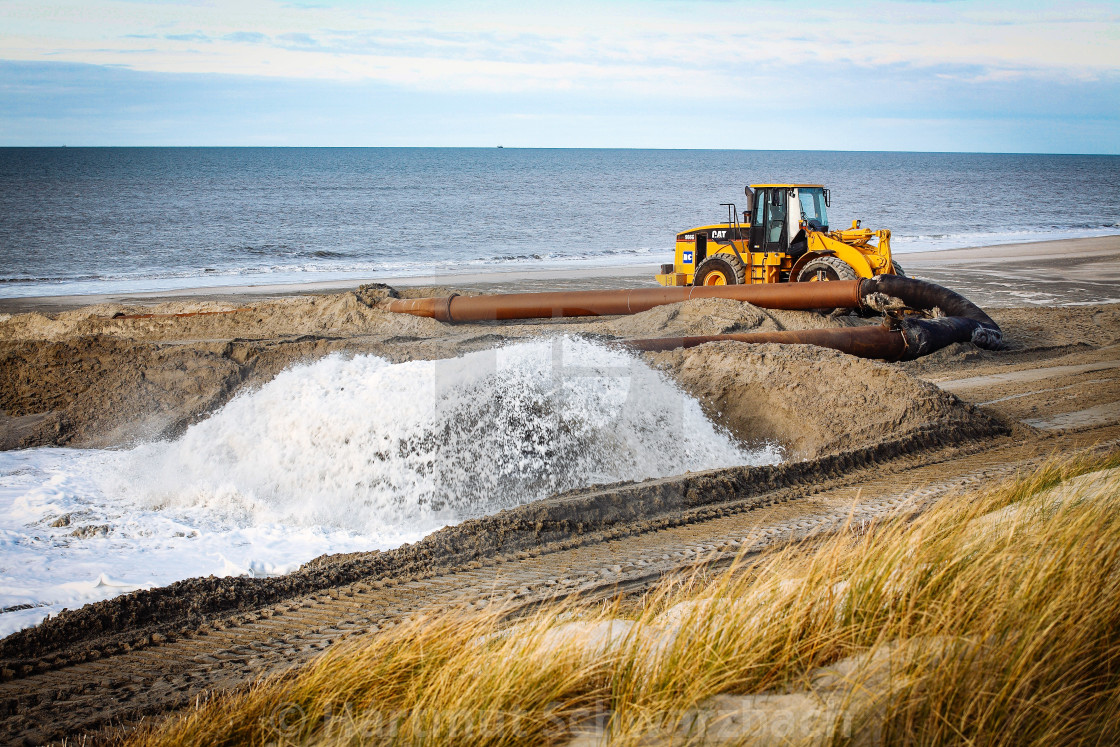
[0, 338, 780, 635]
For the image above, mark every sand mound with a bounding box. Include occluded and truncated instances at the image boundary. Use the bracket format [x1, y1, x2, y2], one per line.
[646, 341, 995, 458]
[0, 291, 442, 344]
[601, 298, 867, 338]
[602, 298, 782, 337]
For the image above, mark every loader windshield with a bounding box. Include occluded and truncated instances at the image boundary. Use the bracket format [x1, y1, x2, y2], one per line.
[798, 188, 829, 231]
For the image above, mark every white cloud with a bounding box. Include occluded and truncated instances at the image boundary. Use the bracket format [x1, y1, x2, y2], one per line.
[0, 0, 1117, 98]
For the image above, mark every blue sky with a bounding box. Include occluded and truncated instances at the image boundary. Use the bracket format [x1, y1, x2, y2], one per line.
[1, 0, 1118, 152]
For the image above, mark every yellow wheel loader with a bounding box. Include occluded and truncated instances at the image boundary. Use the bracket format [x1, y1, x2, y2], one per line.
[655, 184, 904, 286]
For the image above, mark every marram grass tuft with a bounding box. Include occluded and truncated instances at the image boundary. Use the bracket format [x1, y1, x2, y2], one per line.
[125, 450, 1120, 746]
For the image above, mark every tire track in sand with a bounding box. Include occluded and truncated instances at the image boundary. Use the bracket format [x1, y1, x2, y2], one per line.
[1, 425, 1117, 745]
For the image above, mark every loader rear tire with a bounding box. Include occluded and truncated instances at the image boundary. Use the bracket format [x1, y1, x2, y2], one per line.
[694, 253, 748, 286]
[797, 256, 857, 283]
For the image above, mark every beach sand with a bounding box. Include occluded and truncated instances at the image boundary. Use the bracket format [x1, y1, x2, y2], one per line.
[1, 234, 1118, 451]
[2, 234, 1120, 743]
[3, 234, 1118, 314]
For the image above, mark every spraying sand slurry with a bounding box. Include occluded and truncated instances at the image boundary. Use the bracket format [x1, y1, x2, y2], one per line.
[1, 268, 1120, 742]
[0, 339, 781, 639]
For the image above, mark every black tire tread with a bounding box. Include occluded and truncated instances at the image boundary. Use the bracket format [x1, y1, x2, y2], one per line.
[694, 252, 748, 285]
[797, 255, 857, 282]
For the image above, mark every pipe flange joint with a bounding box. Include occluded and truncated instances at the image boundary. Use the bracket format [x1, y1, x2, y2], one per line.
[435, 293, 459, 323]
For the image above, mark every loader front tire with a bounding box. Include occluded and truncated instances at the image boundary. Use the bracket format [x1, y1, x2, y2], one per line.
[797, 256, 857, 283]
[694, 254, 748, 286]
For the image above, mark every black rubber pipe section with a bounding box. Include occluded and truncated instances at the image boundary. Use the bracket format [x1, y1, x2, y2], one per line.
[859, 274, 1002, 350]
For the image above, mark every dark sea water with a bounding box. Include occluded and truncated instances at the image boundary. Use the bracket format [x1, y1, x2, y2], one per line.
[1, 148, 1117, 296]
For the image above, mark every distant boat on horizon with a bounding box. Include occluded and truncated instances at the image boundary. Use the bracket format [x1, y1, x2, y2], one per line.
[496, 145, 503, 149]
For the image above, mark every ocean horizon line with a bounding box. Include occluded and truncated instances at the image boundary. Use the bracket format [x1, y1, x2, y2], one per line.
[3, 145, 1120, 157]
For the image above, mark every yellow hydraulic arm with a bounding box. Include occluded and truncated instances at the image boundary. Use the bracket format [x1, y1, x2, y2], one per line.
[804, 222, 896, 278]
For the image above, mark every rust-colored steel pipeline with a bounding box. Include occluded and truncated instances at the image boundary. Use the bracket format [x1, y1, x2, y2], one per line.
[386, 282, 864, 323]
[623, 325, 910, 361]
[386, 275, 1003, 361]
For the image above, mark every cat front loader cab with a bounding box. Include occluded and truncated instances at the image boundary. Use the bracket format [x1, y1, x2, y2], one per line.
[655, 184, 904, 286]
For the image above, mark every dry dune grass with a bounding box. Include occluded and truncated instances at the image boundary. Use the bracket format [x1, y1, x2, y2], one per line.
[127, 451, 1120, 746]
